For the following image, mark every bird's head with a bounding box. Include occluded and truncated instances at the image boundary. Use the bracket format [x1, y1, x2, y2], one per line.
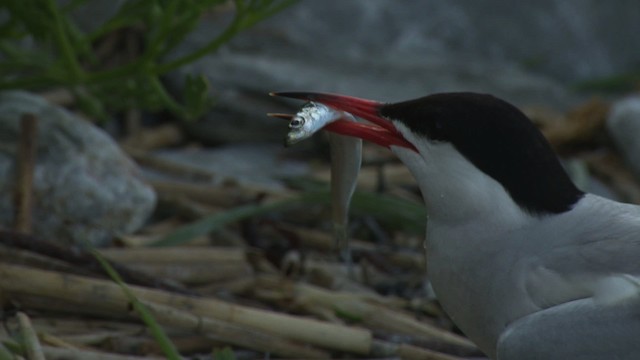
[272, 91, 584, 223]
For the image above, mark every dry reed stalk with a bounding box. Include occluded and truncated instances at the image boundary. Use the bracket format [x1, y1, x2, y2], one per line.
[126, 147, 215, 182]
[122, 263, 252, 285]
[39, 88, 75, 106]
[150, 180, 249, 208]
[194, 276, 256, 296]
[275, 223, 425, 271]
[141, 335, 215, 356]
[255, 275, 475, 351]
[13, 114, 38, 234]
[8, 278, 326, 358]
[532, 98, 609, 150]
[41, 345, 166, 360]
[120, 124, 184, 151]
[312, 163, 415, 191]
[17, 312, 46, 360]
[124, 109, 142, 141]
[156, 194, 219, 219]
[372, 340, 464, 360]
[122, 218, 244, 248]
[57, 331, 141, 347]
[39, 332, 86, 350]
[0, 263, 372, 355]
[99, 247, 246, 264]
[29, 317, 144, 335]
[139, 300, 328, 358]
[0, 230, 191, 295]
[275, 222, 376, 252]
[149, 179, 291, 208]
[303, 259, 399, 291]
[0, 245, 82, 275]
[96, 333, 169, 357]
[97, 333, 214, 356]
[586, 152, 640, 203]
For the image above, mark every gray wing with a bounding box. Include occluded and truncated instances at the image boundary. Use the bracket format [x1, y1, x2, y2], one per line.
[524, 196, 640, 309]
[497, 296, 640, 360]
[501, 196, 640, 359]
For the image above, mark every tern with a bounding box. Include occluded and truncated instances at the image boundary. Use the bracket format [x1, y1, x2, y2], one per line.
[272, 91, 640, 359]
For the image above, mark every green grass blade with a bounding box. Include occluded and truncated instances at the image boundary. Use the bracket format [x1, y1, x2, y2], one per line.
[151, 192, 327, 247]
[91, 251, 182, 360]
[151, 187, 426, 248]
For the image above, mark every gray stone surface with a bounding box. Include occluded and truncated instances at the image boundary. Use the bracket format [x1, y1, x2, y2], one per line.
[149, 144, 309, 190]
[166, 0, 640, 144]
[607, 96, 640, 179]
[0, 91, 156, 246]
[241, 0, 639, 83]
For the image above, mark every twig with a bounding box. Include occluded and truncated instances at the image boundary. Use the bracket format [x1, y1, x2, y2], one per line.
[0, 263, 372, 355]
[13, 114, 38, 234]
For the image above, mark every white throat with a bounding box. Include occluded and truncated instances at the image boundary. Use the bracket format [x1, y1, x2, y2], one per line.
[390, 122, 529, 229]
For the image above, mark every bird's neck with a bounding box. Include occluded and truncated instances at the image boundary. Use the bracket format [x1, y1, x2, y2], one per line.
[392, 143, 530, 229]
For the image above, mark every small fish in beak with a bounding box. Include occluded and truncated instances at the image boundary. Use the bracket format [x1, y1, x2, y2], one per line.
[269, 96, 362, 268]
[328, 126, 362, 268]
[282, 101, 344, 147]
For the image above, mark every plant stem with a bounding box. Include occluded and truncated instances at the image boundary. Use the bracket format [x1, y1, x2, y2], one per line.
[148, 75, 185, 116]
[44, 0, 84, 83]
[156, 17, 243, 75]
[92, 250, 183, 360]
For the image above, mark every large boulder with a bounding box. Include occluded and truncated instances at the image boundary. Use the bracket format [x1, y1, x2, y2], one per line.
[0, 91, 156, 246]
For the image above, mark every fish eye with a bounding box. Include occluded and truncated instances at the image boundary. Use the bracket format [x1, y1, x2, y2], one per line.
[289, 117, 305, 129]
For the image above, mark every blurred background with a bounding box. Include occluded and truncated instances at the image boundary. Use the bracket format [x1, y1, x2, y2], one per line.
[1, 1, 639, 359]
[179, 0, 640, 143]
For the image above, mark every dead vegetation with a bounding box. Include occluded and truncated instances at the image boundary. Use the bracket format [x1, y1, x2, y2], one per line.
[1, 97, 638, 359]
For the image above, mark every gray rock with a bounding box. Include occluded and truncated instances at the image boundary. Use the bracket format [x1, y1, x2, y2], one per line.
[167, 0, 640, 144]
[0, 91, 156, 246]
[240, 0, 640, 83]
[148, 144, 309, 190]
[607, 96, 640, 178]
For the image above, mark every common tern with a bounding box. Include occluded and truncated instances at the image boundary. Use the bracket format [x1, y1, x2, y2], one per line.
[271, 91, 640, 360]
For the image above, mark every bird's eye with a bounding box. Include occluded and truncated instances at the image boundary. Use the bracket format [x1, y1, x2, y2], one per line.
[289, 117, 305, 129]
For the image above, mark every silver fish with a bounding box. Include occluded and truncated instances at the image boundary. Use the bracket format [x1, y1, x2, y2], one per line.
[270, 101, 362, 268]
[329, 128, 362, 268]
[285, 102, 344, 146]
